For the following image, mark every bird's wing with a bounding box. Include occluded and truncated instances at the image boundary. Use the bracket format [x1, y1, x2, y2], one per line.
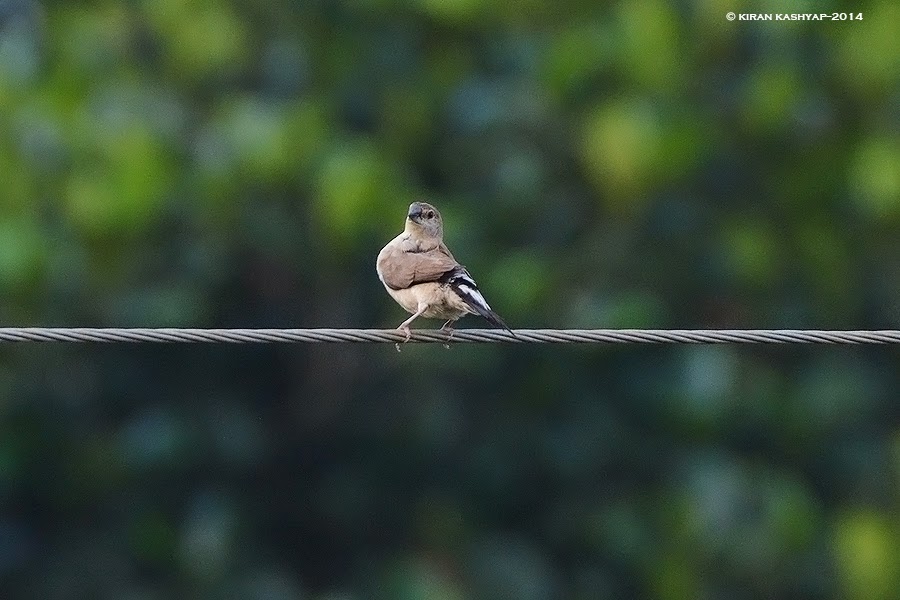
[378, 243, 460, 290]
[441, 267, 512, 331]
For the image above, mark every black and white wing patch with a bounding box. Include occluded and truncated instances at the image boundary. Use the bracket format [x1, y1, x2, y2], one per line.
[441, 267, 511, 331]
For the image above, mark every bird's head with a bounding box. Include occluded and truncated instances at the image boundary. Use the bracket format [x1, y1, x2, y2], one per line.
[405, 201, 443, 239]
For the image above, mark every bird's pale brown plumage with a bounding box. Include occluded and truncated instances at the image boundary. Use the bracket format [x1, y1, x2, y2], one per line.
[377, 201, 510, 345]
[377, 241, 459, 291]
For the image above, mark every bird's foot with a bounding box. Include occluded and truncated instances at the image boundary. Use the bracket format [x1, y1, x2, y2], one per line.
[395, 325, 412, 352]
[440, 320, 455, 349]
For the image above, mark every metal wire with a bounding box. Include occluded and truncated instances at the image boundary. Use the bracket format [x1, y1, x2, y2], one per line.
[0, 328, 898, 344]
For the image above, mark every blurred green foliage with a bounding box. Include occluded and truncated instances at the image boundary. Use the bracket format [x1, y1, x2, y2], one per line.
[0, 0, 899, 598]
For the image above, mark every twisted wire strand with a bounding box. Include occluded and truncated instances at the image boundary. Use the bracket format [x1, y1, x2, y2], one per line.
[0, 328, 898, 344]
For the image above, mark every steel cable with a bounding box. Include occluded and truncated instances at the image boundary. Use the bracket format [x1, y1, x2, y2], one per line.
[0, 328, 898, 344]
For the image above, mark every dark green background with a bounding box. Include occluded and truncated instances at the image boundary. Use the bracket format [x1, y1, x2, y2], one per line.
[1, 0, 898, 598]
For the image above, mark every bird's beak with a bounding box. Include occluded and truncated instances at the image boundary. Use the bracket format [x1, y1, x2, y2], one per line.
[407, 205, 422, 221]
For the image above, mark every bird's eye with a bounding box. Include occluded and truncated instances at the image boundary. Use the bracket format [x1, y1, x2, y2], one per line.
[425, 211, 434, 219]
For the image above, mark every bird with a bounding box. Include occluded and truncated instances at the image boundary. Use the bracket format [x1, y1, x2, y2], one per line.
[377, 201, 511, 344]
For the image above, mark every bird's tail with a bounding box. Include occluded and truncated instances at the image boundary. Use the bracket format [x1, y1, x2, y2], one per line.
[445, 269, 515, 334]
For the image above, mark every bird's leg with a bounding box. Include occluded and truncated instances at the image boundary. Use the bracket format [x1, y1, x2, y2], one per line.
[395, 304, 427, 352]
[440, 319, 456, 349]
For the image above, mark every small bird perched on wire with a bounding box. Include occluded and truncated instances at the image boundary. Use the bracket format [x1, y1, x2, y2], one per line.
[377, 201, 511, 345]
